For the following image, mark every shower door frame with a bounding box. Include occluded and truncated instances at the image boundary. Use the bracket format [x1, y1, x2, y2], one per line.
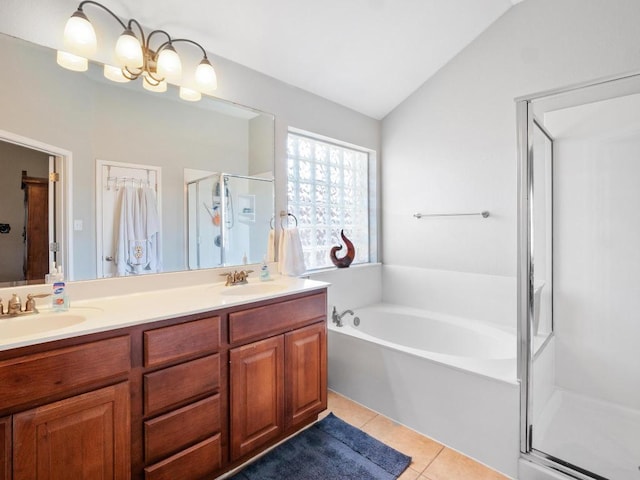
[516, 69, 640, 480]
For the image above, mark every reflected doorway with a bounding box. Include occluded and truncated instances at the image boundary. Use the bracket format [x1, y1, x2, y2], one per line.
[0, 137, 61, 284]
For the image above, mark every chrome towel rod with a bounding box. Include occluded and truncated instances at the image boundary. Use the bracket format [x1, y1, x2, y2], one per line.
[413, 211, 490, 219]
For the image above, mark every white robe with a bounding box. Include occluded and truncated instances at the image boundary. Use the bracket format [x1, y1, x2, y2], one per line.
[115, 186, 162, 276]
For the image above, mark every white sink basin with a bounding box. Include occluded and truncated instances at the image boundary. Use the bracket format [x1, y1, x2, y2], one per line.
[219, 283, 287, 297]
[0, 307, 102, 338]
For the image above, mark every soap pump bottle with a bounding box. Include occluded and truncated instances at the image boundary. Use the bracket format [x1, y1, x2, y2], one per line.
[51, 266, 69, 312]
[260, 256, 271, 281]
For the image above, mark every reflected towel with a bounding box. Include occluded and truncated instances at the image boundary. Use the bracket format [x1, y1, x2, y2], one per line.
[266, 229, 276, 263]
[140, 186, 162, 273]
[278, 228, 306, 276]
[115, 186, 147, 276]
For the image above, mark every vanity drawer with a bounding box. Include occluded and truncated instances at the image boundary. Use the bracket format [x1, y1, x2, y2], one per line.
[0, 336, 130, 410]
[144, 354, 220, 416]
[144, 316, 220, 368]
[144, 394, 221, 464]
[229, 292, 327, 345]
[144, 434, 221, 480]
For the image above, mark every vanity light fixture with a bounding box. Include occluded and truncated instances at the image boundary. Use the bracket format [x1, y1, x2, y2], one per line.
[57, 1, 218, 98]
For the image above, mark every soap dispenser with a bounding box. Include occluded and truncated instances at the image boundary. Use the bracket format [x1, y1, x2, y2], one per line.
[260, 256, 271, 281]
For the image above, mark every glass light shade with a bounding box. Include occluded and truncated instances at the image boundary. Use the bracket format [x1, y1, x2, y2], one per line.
[115, 29, 143, 69]
[156, 45, 182, 83]
[195, 58, 217, 93]
[56, 50, 88, 72]
[63, 10, 97, 57]
[143, 77, 167, 93]
[179, 87, 201, 102]
[103, 64, 131, 83]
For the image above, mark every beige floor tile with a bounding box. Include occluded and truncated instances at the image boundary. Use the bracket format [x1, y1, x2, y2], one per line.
[397, 467, 422, 480]
[360, 414, 444, 473]
[422, 448, 508, 480]
[324, 390, 378, 428]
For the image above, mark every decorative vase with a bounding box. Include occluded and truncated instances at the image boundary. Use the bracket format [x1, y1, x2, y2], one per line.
[329, 230, 355, 268]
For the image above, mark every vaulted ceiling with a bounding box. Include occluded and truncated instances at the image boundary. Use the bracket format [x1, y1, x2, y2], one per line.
[2, 0, 522, 119]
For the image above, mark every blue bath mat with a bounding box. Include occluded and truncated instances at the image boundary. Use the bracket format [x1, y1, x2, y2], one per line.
[228, 412, 411, 480]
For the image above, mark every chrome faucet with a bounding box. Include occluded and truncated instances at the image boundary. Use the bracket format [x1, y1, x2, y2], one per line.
[331, 306, 354, 327]
[220, 270, 254, 286]
[0, 293, 50, 318]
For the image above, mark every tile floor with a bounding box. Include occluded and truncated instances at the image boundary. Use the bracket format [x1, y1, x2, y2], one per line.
[322, 390, 508, 480]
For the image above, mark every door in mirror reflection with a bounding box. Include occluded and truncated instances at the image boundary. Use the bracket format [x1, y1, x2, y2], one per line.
[0, 138, 61, 285]
[97, 160, 162, 278]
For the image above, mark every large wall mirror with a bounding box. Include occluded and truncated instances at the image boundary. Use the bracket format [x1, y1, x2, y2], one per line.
[0, 33, 275, 286]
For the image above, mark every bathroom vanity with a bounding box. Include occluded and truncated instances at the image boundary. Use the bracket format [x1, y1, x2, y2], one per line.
[0, 278, 327, 480]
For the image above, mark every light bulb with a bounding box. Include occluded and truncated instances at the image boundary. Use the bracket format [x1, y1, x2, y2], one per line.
[115, 29, 143, 69]
[156, 45, 182, 83]
[63, 9, 97, 57]
[103, 64, 131, 83]
[179, 87, 201, 102]
[56, 50, 88, 72]
[143, 77, 167, 93]
[195, 58, 217, 93]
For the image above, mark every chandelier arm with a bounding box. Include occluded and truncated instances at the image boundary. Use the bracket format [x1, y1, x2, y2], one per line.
[123, 66, 142, 80]
[148, 30, 173, 53]
[127, 18, 147, 47]
[77, 1, 127, 30]
[167, 38, 208, 58]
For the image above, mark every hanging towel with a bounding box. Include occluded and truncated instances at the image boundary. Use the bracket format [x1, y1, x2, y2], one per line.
[277, 228, 285, 274]
[266, 229, 276, 262]
[279, 227, 306, 276]
[115, 186, 148, 276]
[140, 186, 162, 273]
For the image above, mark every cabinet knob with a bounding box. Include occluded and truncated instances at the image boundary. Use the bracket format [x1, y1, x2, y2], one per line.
[105, 256, 114, 261]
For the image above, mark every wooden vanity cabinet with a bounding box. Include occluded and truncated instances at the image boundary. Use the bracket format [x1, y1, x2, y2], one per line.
[142, 316, 223, 480]
[0, 287, 327, 480]
[229, 292, 327, 462]
[0, 335, 131, 480]
[230, 335, 285, 459]
[13, 382, 130, 480]
[0, 417, 9, 480]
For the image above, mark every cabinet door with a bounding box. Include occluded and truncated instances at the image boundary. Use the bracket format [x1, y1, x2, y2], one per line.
[285, 322, 327, 428]
[230, 336, 284, 461]
[13, 382, 130, 480]
[0, 416, 9, 480]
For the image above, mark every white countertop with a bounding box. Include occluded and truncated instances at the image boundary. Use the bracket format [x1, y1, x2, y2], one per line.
[0, 275, 328, 352]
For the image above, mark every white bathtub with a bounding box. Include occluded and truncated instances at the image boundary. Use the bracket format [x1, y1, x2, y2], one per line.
[328, 303, 520, 477]
[332, 303, 516, 381]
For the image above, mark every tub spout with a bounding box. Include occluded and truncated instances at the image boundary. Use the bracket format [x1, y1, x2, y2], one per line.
[331, 306, 354, 327]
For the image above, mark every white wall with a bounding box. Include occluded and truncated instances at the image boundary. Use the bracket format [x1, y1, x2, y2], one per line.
[381, 0, 640, 278]
[553, 133, 640, 409]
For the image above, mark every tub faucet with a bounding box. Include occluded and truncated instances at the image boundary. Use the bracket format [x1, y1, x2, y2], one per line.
[331, 307, 354, 327]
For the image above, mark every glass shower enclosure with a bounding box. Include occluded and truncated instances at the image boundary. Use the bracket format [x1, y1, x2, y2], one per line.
[186, 172, 273, 269]
[517, 73, 640, 479]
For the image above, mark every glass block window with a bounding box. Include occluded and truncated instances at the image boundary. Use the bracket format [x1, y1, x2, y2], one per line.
[287, 132, 370, 270]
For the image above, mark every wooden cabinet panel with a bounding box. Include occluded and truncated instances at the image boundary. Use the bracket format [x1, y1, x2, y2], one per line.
[144, 316, 220, 368]
[0, 336, 130, 411]
[144, 354, 220, 416]
[285, 322, 327, 429]
[13, 382, 130, 480]
[229, 292, 327, 345]
[144, 394, 220, 464]
[0, 417, 9, 480]
[144, 434, 221, 480]
[230, 336, 284, 461]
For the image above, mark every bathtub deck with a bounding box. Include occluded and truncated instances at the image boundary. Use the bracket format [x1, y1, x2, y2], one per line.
[323, 390, 509, 480]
